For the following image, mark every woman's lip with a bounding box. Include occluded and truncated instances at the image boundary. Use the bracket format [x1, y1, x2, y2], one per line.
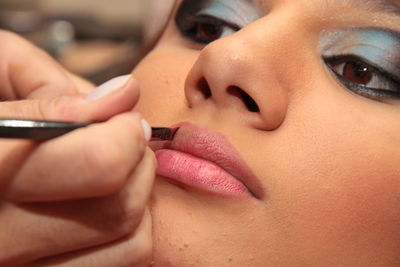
[155, 149, 250, 197]
[154, 122, 265, 199]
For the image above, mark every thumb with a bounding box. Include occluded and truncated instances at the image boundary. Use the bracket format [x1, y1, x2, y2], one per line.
[0, 75, 139, 123]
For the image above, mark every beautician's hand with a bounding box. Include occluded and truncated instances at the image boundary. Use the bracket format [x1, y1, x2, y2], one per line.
[0, 30, 154, 266]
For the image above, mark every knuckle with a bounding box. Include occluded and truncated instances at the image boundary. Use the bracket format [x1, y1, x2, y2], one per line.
[89, 196, 141, 236]
[119, 202, 144, 232]
[0, 30, 32, 56]
[123, 218, 153, 267]
[27, 98, 66, 121]
[5, 100, 45, 120]
[80, 138, 127, 195]
[128, 193, 146, 215]
[35, 99, 49, 120]
[124, 244, 152, 267]
[112, 187, 149, 235]
[0, 30, 22, 44]
[107, 198, 144, 236]
[38, 97, 78, 121]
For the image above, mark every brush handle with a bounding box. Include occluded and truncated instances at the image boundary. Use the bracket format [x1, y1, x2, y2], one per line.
[0, 119, 89, 140]
[0, 119, 177, 141]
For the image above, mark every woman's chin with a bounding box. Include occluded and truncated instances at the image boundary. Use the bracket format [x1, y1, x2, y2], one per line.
[149, 178, 278, 267]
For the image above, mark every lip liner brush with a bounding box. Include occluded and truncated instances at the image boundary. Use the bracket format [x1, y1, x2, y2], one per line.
[0, 119, 178, 141]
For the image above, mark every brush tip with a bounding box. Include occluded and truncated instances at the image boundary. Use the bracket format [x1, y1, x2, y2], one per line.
[150, 127, 179, 141]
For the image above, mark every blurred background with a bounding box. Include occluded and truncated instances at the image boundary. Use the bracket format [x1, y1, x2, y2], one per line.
[0, 0, 147, 84]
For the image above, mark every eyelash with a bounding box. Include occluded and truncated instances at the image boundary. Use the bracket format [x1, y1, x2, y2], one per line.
[178, 15, 239, 44]
[324, 55, 400, 100]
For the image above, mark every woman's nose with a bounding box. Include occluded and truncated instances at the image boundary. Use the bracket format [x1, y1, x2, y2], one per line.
[184, 32, 288, 131]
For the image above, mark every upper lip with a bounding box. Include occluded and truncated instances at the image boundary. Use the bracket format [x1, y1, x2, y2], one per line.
[157, 122, 265, 199]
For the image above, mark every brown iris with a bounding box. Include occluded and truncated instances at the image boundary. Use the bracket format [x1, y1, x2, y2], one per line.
[342, 61, 373, 85]
[196, 22, 223, 42]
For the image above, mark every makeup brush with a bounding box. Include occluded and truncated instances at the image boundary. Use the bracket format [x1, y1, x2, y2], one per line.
[0, 119, 178, 141]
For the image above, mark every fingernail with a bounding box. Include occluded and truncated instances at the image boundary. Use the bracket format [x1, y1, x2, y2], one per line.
[141, 119, 151, 142]
[85, 75, 131, 103]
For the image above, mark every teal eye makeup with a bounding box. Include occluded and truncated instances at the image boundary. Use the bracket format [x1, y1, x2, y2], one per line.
[176, 0, 262, 44]
[320, 28, 400, 100]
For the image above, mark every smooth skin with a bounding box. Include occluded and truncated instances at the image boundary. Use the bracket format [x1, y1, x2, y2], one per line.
[132, 0, 400, 266]
[0, 30, 154, 266]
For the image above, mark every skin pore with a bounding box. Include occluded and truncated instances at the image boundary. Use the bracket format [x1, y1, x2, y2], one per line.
[133, 0, 400, 266]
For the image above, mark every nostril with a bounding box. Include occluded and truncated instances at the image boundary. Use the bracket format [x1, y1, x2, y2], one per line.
[197, 77, 212, 99]
[227, 86, 260, 113]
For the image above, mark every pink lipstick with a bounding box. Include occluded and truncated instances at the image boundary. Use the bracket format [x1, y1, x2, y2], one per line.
[154, 122, 264, 199]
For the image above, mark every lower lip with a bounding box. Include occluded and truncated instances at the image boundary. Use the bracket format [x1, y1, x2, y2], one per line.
[155, 149, 249, 198]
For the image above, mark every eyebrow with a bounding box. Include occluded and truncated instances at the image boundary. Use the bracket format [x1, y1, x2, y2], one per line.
[251, 0, 400, 16]
[369, 0, 400, 15]
[338, 0, 400, 15]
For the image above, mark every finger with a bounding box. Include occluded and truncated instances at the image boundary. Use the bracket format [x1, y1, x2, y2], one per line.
[0, 140, 37, 195]
[5, 112, 150, 202]
[0, 75, 139, 122]
[0, 76, 140, 195]
[29, 72, 96, 99]
[0, 199, 149, 265]
[0, 153, 155, 265]
[32, 209, 153, 267]
[65, 72, 95, 94]
[122, 148, 157, 217]
[0, 30, 79, 99]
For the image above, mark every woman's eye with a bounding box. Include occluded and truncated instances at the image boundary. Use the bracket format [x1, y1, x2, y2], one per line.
[325, 56, 400, 100]
[181, 16, 238, 44]
[332, 61, 373, 85]
[195, 22, 223, 42]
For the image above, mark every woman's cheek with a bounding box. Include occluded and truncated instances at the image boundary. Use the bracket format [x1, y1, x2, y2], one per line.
[280, 166, 400, 265]
[270, 100, 400, 264]
[132, 47, 196, 121]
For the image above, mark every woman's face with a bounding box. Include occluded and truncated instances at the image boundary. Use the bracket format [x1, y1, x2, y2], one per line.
[133, 0, 400, 266]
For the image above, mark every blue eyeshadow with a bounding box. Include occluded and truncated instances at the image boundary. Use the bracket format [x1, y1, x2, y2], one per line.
[198, 0, 262, 27]
[320, 28, 400, 74]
